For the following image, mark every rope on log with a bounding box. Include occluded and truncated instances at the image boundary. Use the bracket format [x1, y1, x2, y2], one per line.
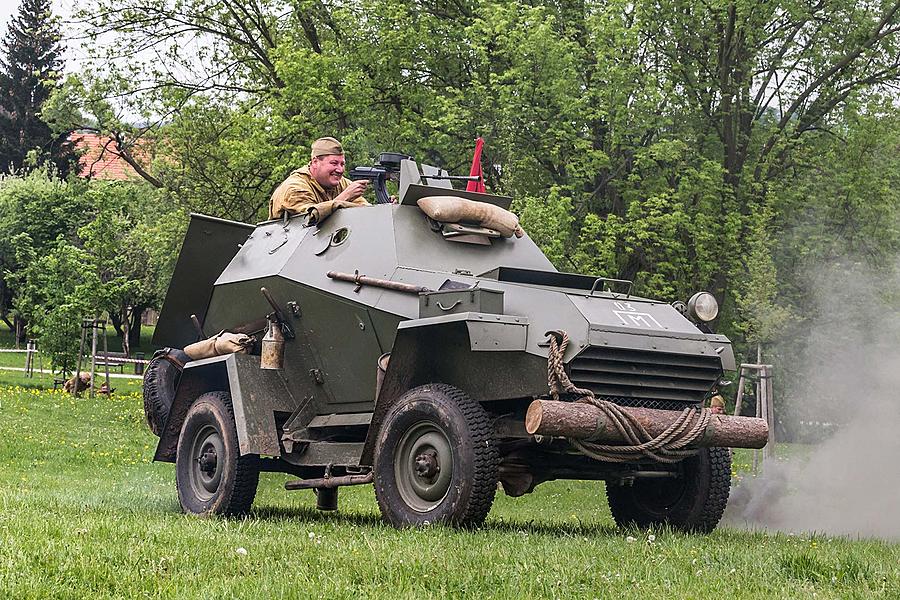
[544, 330, 712, 464]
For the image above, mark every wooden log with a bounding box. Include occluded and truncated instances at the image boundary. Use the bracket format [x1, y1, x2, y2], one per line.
[525, 399, 769, 449]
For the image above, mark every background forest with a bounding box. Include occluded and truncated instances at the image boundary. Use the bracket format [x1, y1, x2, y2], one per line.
[2, 0, 900, 433]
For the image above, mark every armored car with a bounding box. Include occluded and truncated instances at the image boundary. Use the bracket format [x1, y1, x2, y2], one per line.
[146, 157, 767, 532]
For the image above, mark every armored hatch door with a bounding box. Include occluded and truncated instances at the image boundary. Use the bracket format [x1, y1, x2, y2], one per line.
[154, 214, 254, 348]
[300, 291, 383, 414]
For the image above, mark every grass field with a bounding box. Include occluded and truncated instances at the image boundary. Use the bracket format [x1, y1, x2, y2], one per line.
[0, 324, 158, 371]
[0, 380, 897, 599]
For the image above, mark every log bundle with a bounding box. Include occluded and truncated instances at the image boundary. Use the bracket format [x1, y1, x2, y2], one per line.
[525, 400, 768, 449]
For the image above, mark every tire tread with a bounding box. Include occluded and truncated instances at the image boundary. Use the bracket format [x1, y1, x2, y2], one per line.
[211, 391, 260, 516]
[142, 356, 174, 436]
[374, 383, 499, 528]
[606, 446, 732, 534]
[176, 391, 259, 516]
[695, 446, 731, 533]
[435, 384, 500, 527]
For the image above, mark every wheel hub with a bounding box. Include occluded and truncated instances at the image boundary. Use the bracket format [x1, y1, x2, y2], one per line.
[188, 425, 225, 500]
[414, 450, 440, 479]
[197, 447, 218, 475]
[394, 422, 453, 512]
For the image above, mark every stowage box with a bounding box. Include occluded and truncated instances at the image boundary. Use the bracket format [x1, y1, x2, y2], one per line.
[418, 287, 504, 318]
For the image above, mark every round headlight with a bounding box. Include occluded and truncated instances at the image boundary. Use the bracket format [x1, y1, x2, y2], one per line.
[687, 292, 718, 322]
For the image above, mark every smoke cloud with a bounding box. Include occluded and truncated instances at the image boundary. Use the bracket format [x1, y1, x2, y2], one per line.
[724, 259, 900, 540]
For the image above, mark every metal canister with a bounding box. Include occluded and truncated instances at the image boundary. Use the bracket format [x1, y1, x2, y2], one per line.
[260, 316, 285, 370]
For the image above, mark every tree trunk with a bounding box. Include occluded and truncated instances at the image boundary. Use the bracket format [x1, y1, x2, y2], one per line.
[14, 315, 27, 346]
[109, 312, 124, 337]
[128, 307, 142, 350]
[121, 306, 131, 358]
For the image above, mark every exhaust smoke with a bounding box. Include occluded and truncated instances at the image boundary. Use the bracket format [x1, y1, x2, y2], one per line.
[724, 260, 900, 540]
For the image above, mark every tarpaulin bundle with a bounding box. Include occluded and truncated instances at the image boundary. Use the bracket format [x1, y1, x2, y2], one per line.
[184, 331, 254, 360]
[417, 195, 524, 238]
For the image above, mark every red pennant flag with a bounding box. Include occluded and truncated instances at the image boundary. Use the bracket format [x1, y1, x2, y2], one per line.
[466, 137, 486, 193]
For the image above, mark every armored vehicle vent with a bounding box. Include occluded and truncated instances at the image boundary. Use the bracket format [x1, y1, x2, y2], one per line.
[568, 346, 722, 406]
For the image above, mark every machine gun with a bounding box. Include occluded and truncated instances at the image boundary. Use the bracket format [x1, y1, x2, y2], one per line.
[349, 152, 411, 205]
[350, 152, 482, 205]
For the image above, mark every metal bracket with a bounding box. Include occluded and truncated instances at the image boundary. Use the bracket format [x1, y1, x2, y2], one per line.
[189, 314, 206, 340]
[260, 287, 295, 338]
[589, 277, 633, 297]
[268, 229, 290, 255]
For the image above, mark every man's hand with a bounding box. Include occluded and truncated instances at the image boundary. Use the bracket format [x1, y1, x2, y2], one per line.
[335, 180, 368, 203]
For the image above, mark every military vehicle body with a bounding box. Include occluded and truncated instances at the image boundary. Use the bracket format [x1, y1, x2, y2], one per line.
[149, 158, 763, 532]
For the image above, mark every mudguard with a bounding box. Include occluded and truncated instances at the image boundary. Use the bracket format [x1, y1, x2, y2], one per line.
[153, 353, 298, 462]
[359, 312, 543, 466]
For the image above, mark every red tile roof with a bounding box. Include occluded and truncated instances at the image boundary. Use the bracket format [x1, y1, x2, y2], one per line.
[68, 131, 150, 181]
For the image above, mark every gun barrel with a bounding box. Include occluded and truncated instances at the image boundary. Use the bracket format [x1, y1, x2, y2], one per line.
[349, 166, 386, 180]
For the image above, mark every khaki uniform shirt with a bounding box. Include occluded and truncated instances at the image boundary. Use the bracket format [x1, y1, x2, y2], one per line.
[269, 165, 365, 219]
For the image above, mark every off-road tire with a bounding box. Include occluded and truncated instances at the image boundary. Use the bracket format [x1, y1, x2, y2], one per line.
[373, 384, 499, 528]
[142, 350, 187, 436]
[606, 447, 731, 534]
[175, 391, 259, 516]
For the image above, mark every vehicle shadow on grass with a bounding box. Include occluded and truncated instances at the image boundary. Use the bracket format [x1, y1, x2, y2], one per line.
[481, 518, 619, 538]
[251, 505, 384, 528]
[250, 505, 618, 538]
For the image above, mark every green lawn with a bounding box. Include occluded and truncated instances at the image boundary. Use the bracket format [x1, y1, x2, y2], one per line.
[0, 380, 897, 599]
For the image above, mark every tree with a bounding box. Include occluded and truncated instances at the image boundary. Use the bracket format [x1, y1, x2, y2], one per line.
[0, 0, 73, 174]
[66, 0, 293, 218]
[71, 0, 900, 350]
[10, 234, 95, 373]
[75, 181, 186, 352]
[0, 170, 92, 342]
[9, 177, 186, 367]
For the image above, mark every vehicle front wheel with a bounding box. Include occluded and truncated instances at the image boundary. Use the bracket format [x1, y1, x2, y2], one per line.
[606, 446, 732, 533]
[176, 391, 259, 516]
[373, 384, 499, 528]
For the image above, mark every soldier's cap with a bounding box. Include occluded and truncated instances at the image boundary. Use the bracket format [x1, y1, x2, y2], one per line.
[311, 137, 344, 159]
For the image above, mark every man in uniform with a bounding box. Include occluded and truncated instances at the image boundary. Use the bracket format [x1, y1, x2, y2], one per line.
[268, 137, 370, 221]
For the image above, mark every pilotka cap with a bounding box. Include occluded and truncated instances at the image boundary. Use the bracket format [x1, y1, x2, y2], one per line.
[311, 137, 344, 159]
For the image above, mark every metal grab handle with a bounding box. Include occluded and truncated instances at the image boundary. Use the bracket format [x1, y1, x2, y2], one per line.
[436, 300, 462, 311]
[589, 277, 633, 297]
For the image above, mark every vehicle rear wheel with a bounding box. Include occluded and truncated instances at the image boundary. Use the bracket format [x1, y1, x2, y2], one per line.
[373, 384, 499, 527]
[606, 447, 732, 533]
[176, 391, 259, 516]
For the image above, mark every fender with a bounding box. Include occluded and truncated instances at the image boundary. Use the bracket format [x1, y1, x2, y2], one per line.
[153, 353, 298, 462]
[359, 312, 545, 466]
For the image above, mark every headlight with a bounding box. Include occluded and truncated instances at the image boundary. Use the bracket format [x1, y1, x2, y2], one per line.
[687, 292, 718, 322]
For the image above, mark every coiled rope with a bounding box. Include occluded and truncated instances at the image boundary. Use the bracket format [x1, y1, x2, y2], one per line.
[545, 330, 711, 464]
